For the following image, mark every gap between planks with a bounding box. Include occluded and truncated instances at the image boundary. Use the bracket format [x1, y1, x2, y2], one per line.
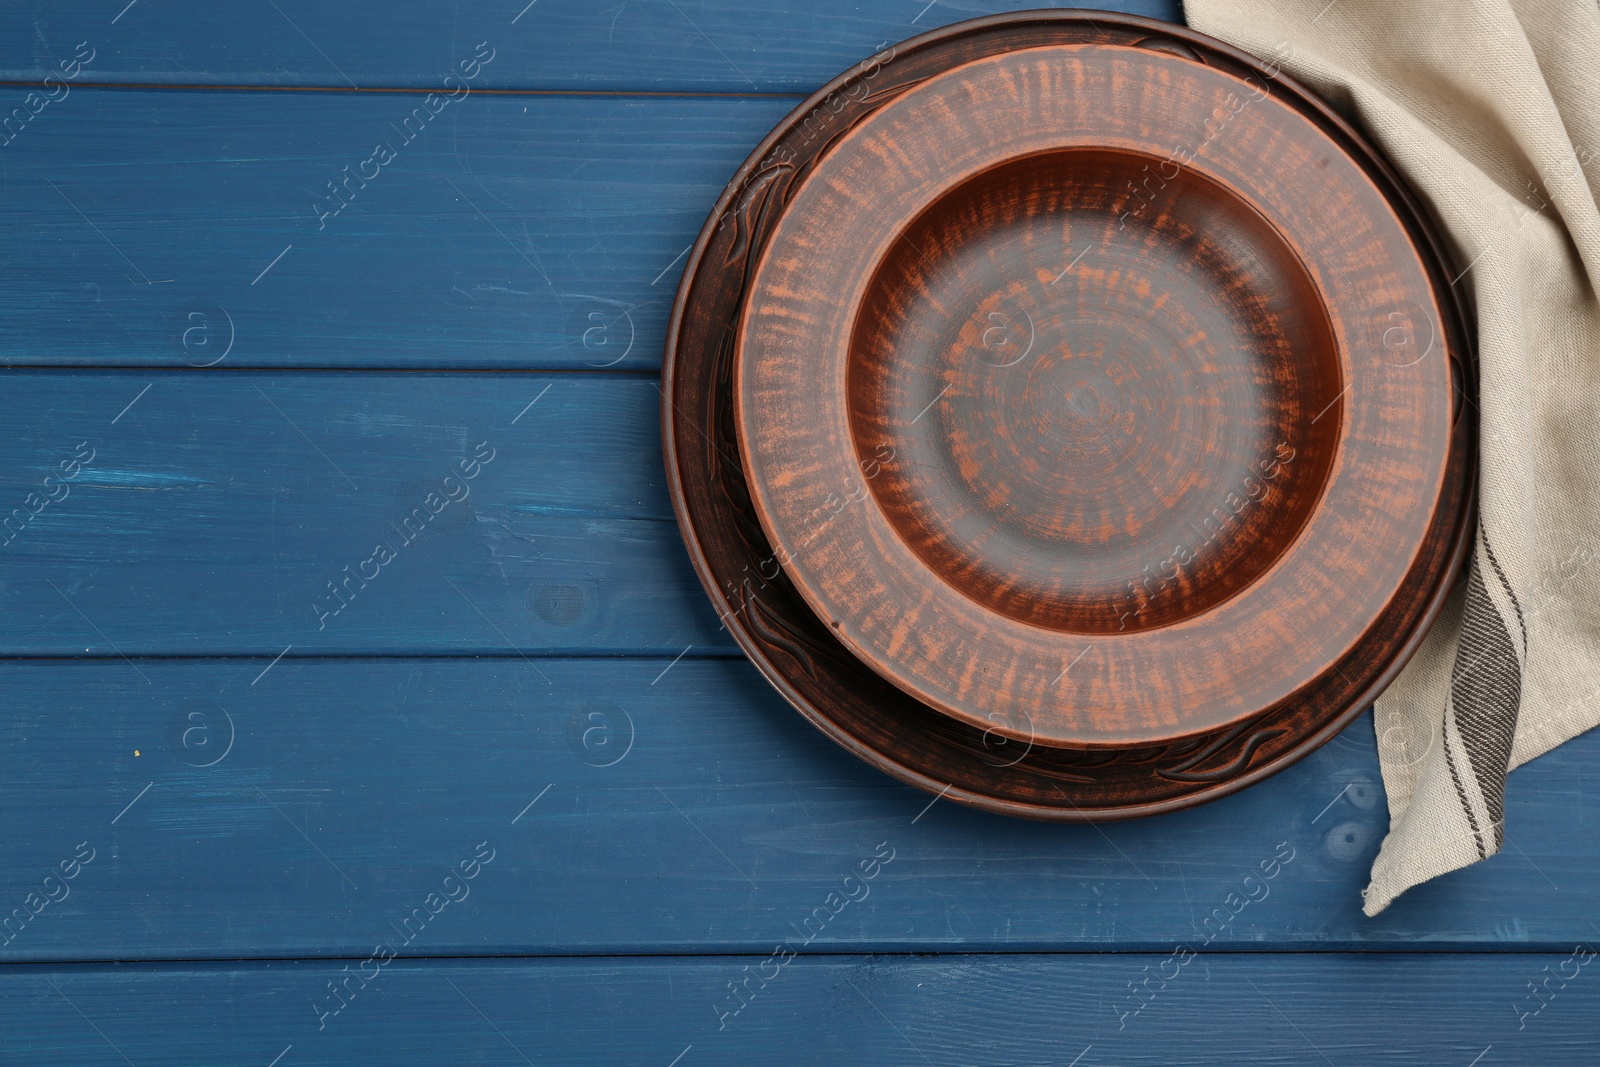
[0, 946, 1585, 971]
[0, 79, 804, 99]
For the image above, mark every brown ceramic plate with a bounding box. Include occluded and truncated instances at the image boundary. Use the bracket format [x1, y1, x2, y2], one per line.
[664, 10, 1474, 818]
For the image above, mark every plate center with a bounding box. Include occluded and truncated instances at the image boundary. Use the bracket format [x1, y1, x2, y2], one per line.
[847, 148, 1343, 633]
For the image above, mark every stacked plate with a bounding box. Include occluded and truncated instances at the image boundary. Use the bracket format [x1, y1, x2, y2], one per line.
[663, 11, 1473, 819]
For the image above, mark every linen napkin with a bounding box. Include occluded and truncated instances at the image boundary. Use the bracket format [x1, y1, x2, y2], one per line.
[1182, 0, 1600, 914]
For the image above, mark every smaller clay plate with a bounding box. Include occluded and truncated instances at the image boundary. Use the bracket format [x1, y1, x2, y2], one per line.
[734, 42, 1456, 748]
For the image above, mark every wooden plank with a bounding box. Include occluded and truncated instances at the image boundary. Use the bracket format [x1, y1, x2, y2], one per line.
[0, 92, 790, 369]
[2, 953, 1590, 1065]
[0, 1, 1182, 92]
[2, 656, 1598, 959]
[0, 372, 732, 655]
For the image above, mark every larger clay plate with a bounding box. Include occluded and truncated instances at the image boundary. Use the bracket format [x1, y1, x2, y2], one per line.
[664, 10, 1474, 819]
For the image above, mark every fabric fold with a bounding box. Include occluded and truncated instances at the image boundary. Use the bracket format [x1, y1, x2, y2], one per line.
[1183, 0, 1600, 913]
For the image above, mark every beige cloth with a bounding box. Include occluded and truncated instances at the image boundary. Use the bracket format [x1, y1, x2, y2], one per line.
[1183, 0, 1600, 914]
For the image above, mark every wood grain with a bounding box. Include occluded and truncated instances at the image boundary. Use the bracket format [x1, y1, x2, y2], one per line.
[0, 656, 1597, 961]
[1, 954, 1591, 1065]
[0, 372, 730, 655]
[0, 92, 790, 369]
[0, 0, 1180, 91]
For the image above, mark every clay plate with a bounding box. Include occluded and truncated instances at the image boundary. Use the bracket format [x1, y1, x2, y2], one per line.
[664, 11, 1474, 818]
[734, 39, 1456, 749]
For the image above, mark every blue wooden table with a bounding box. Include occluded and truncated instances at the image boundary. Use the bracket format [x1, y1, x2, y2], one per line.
[1, 2, 1595, 1063]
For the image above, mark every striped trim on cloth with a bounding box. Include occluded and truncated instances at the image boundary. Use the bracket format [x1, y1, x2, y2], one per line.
[1442, 529, 1525, 861]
